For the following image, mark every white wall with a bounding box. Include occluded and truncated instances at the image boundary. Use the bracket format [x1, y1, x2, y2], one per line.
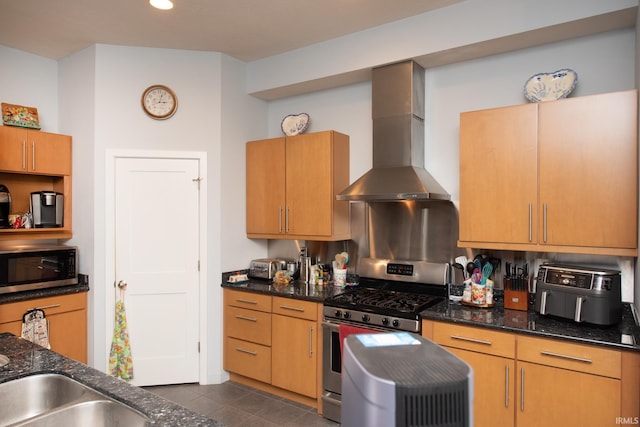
[0, 46, 59, 131]
[267, 29, 637, 300]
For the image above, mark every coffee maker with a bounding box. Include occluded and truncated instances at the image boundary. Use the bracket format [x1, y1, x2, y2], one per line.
[0, 185, 10, 228]
[31, 191, 64, 228]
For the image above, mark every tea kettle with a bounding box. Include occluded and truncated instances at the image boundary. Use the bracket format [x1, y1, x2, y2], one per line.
[0, 185, 10, 229]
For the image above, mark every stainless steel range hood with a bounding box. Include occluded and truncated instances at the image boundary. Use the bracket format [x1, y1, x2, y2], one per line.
[337, 60, 450, 201]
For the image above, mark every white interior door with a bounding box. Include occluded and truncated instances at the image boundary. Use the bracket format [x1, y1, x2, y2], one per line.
[114, 156, 200, 386]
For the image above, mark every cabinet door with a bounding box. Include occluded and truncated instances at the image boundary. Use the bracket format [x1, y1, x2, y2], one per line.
[539, 90, 637, 249]
[30, 131, 72, 175]
[516, 361, 620, 427]
[447, 347, 515, 427]
[271, 314, 317, 398]
[285, 132, 334, 237]
[246, 138, 286, 235]
[0, 126, 28, 172]
[459, 104, 538, 245]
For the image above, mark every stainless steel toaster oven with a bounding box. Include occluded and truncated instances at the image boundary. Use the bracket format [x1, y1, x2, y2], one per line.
[249, 258, 286, 279]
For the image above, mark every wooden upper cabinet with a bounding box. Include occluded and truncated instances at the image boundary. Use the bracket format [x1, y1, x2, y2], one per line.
[0, 126, 71, 175]
[459, 90, 638, 256]
[0, 126, 73, 241]
[246, 137, 286, 236]
[538, 90, 638, 250]
[459, 103, 538, 245]
[246, 130, 350, 241]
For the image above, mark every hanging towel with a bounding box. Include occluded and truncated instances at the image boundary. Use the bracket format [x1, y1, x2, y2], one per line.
[21, 308, 50, 349]
[338, 324, 379, 357]
[109, 285, 134, 381]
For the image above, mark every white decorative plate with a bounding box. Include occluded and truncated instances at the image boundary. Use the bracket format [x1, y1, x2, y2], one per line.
[281, 113, 310, 136]
[524, 69, 578, 102]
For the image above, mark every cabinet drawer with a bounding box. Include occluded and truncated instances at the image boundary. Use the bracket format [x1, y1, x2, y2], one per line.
[224, 306, 271, 346]
[432, 322, 515, 359]
[225, 289, 271, 312]
[0, 292, 87, 324]
[272, 296, 317, 321]
[517, 335, 621, 378]
[224, 337, 271, 383]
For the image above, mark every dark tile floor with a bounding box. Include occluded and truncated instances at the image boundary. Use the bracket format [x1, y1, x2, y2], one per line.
[144, 381, 340, 426]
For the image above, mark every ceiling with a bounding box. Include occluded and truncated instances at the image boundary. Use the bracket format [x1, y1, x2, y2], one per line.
[0, 0, 461, 61]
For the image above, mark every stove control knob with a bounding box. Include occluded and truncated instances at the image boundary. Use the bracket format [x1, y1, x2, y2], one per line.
[343, 311, 351, 319]
[381, 318, 389, 326]
[392, 319, 399, 327]
[362, 314, 370, 322]
[334, 310, 342, 318]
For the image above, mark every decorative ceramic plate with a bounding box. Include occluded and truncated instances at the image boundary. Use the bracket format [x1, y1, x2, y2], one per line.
[524, 69, 578, 102]
[281, 113, 310, 136]
[1, 103, 41, 129]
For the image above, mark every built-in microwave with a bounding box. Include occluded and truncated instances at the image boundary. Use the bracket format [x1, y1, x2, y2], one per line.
[0, 246, 78, 294]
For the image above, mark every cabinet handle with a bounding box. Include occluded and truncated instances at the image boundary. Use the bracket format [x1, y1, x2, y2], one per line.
[528, 203, 532, 242]
[235, 315, 257, 322]
[540, 350, 592, 364]
[235, 298, 258, 305]
[308, 326, 313, 357]
[285, 207, 290, 233]
[543, 203, 548, 243]
[278, 206, 283, 233]
[520, 367, 525, 412]
[22, 140, 27, 170]
[279, 305, 305, 312]
[505, 364, 509, 408]
[235, 347, 257, 356]
[31, 141, 36, 170]
[450, 335, 492, 346]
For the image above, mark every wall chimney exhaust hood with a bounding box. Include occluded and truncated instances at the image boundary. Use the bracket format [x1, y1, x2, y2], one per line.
[336, 60, 450, 202]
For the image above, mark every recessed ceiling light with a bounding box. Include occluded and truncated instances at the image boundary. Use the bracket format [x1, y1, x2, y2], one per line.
[150, 0, 173, 10]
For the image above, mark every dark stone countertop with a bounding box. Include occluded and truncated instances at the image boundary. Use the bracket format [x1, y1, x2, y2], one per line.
[221, 276, 344, 302]
[0, 333, 223, 426]
[223, 276, 640, 352]
[421, 298, 640, 352]
[0, 283, 90, 304]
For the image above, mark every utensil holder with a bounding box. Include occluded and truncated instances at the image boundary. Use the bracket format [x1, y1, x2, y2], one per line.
[503, 278, 529, 311]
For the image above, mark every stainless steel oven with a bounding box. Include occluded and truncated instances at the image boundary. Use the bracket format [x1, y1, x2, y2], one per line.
[0, 245, 78, 294]
[322, 317, 392, 422]
[321, 257, 449, 423]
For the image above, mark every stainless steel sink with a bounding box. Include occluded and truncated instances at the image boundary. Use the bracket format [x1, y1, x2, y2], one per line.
[0, 373, 149, 427]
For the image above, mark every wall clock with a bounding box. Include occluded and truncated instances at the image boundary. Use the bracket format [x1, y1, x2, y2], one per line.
[141, 85, 178, 120]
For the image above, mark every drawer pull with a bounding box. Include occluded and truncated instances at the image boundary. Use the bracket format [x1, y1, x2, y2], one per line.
[235, 298, 258, 305]
[235, 315, 257, 322]
[279, 305, 305, 312]
[540, 350, 592, 364]
[505, 364, 509, 408]
[450, 335, 492, 346]
[235, 347, 257, 356]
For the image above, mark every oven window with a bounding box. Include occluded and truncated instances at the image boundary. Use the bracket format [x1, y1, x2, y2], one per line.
[330, 329, 342, 374]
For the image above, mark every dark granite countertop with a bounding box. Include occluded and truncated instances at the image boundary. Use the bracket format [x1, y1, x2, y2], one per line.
[0, 282, 90, 304]
[421, 299, 640, 352]
[221, 276, 344, 302]
[0, 333, 223, 426]
[223, 276, 640, 352]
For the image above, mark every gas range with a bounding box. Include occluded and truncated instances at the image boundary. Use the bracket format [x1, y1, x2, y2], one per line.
[323, 258, 449, 333]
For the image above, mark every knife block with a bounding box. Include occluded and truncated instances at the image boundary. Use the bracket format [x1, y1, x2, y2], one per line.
[503, 278, 529, 311]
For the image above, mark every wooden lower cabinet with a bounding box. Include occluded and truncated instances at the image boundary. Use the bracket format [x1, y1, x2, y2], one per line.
[447, 347, 515, 427]
[0, 292, 87, 363]
[223, 289, 323, 410]
[424, 320, 639, 427]
[516, 361, 619, 427]
[428, 321, 516, 427]
[271, 314, 317, 398]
